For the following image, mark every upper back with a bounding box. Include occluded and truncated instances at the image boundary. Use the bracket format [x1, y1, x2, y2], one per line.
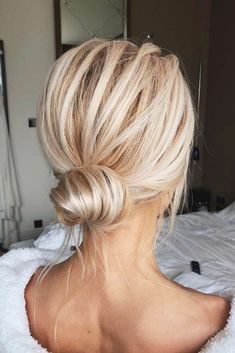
[25, 265, 231, 353]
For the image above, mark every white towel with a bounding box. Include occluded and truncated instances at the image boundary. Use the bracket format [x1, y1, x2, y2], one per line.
[0, 247, 235, 353]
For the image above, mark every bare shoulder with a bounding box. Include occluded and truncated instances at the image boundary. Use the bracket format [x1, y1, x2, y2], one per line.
[205, 294, 231, 334]
[24, 266, 50, 346]
[134, 289, 231, 353]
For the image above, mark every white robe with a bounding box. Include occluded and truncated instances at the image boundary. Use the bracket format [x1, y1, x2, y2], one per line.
[0, 247, 235, 353]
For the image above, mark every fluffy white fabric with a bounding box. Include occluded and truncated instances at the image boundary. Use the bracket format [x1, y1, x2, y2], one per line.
[0, 248, 55, 353]
[0, 247, 235, 353]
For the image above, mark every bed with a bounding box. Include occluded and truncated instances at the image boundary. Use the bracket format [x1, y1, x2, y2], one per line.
[9, 202, 235, 295]
[157, 202, 235, 295]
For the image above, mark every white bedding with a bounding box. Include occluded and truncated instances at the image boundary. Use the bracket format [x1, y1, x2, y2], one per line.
[10, 202, 235, 295]
[157, 202, 235, 294]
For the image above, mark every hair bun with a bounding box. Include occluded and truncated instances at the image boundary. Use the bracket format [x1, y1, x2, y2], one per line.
[50, 165, 131, 228]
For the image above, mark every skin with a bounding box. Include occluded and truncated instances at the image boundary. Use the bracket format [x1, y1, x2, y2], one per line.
[25, 192, 231, 353]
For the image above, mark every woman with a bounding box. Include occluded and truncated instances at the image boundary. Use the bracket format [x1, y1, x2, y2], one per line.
[0, 38, 232, 353]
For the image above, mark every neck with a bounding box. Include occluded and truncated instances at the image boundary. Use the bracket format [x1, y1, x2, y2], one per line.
[70, 200, 166, 285]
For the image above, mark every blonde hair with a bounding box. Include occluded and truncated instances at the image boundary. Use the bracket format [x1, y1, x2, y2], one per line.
[37, 35, 195, 277]
[34, 38, 195, 341]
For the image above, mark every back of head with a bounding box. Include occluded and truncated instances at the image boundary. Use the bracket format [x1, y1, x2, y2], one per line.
[38, 38, 195, 273]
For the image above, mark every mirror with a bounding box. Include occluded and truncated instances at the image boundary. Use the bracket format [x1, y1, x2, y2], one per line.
[54, 0, 128, 58]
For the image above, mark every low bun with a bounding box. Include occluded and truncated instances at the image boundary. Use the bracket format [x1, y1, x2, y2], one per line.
[50, 165, 132, 228]
[38, 38, 195, 277]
